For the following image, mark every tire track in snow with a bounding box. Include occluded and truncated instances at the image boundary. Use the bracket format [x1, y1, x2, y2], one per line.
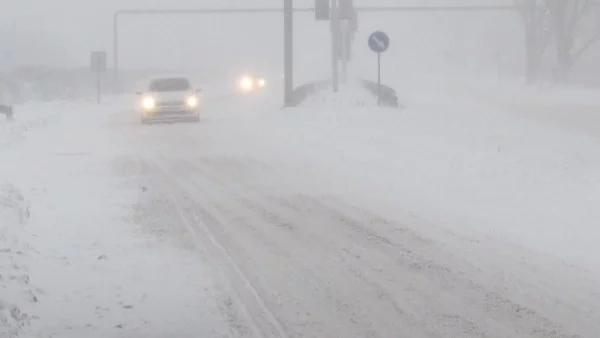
[169, 156, 518, 338]
[119, 108, 599, 337]
[154, 153, 396, 338]
[129, 122, 399, 337]
[139, 132, 491, 337]
[157, 130, 597, 337]
[135, 154, 289, 338]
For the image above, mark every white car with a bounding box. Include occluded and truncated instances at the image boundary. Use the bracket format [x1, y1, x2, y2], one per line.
[136, 76, 201, 124]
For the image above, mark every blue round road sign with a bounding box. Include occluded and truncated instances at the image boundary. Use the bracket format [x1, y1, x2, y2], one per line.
[368, 31, 390, 53]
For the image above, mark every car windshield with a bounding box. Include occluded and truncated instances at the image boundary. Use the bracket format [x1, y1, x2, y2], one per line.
[149, 78, 191, 92]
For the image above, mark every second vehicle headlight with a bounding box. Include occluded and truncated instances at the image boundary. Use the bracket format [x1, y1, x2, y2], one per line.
[186, 96, 198, 108]
[239, 76, 254, 91]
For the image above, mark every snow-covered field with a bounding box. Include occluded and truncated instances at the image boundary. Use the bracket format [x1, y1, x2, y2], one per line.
[1, 83, 600, 337]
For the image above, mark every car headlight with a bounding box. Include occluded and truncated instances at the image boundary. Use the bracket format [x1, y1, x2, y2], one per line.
[141, 96, 155, 110]
[257, 78, 266, 88]
[186, 96, 198, 108]
[239, 76, 254, 91]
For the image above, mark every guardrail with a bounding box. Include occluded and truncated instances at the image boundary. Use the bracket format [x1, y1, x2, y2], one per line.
[359, 79, 400, 108]
[286, 79, 400, 108]
[288, 80, 331, 107]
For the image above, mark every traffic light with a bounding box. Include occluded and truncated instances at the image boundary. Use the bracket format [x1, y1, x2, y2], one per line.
[339, 0, 354, 20]
[315, 0, 330, 21]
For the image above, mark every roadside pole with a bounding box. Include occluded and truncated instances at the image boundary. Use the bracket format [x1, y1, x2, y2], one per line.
[331, 0, 340, 93]
[284, 0, 294, 106]
[338, 0, 354, 86]
[367, 31, 390, 107]
[96, 70, 101, 104]
[377, 52, 381, 106]
[340, 20, 348, 85]
[91, 51, 107, 104]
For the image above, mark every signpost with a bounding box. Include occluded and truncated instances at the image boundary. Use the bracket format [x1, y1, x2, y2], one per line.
[368, 31, 389, 106]
[91, 51, 107, 104]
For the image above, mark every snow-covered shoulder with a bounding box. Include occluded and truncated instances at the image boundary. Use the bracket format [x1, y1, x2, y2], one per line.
[0, 98, 229, 338]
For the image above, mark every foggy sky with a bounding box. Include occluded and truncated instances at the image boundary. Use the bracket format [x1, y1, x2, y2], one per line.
[1, 0, 519, 80]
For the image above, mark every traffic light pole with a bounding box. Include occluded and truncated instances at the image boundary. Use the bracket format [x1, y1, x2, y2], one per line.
[112, 5, 514, 104]
[330, 0, 340, 93]
[284, 0, 294, 106]
[340, 20, 348, 85]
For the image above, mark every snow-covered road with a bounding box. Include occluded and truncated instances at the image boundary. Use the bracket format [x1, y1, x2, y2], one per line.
[2, 87, 600, 337]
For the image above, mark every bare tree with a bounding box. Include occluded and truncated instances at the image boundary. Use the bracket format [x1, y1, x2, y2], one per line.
[515, 0, 600, 84]
[515, 0, 552, 84]
[547, 0, 600, 82]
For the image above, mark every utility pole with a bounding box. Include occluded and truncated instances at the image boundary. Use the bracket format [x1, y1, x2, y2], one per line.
[338, 0, 354, 85]
[340, 20, 348, 84]
[113, 13, 119, 82]
[330, 0, 340, 93]
[496, 50, 501, 83]
[284, 0, 294, 106]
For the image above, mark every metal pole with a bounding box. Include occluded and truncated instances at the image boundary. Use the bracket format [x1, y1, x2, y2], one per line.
[496, 51, 501, 83]
[356, 5, 514, 12]
[377, 52, 381, 107]
[340, 20, 347, 85]
[97, 71, 101, 104]
[284, 0, 294, 106]
[331, 0, 340, 93]
[113, 13, 119, 82]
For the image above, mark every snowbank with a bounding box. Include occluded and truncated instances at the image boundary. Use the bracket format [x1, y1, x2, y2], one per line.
[0, 100, 228, 337]
[260, 91, 600, 278]
[0, 184, 33, 337]
[442, 80, 600, 112]
[300, 84, 378, 108]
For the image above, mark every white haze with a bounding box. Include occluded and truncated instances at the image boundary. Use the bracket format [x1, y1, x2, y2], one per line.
[4, 2, 600, 338]
[1, 0, 525, 83]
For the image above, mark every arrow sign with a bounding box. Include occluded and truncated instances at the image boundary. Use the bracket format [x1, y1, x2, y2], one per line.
[367, 31, 390, 106]
[368, 31, 389, 53]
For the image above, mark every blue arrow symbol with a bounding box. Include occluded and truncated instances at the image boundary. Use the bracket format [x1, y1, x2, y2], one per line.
[372, 36, 385, 50]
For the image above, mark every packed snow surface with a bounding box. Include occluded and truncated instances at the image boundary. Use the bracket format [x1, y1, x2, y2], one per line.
[1, 84, 599, 337]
